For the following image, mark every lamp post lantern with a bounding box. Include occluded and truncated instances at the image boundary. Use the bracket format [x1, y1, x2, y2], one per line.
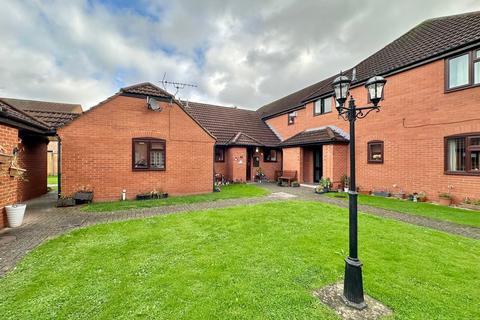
[332, 73, 386, 309]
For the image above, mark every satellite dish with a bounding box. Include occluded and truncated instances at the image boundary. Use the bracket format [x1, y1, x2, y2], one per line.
[147, 97, 162, 111]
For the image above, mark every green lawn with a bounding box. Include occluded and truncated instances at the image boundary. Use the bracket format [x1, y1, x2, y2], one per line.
[325, 192, 480, 227]
[82, 184, 270, 212]
[1, 201, 478, 319]
[47, 175, 58, 185]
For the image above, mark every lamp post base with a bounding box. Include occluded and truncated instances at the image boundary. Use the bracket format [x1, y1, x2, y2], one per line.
[343, 257, 367, 310]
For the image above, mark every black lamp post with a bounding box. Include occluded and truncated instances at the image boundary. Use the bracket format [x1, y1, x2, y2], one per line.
[332, 73, 386, 309]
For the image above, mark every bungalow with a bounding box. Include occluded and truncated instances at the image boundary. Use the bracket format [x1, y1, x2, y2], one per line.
[57, 83, 216, 201]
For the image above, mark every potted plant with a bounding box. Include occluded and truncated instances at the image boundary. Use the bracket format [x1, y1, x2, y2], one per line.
[5, 203, 26, 227]
[291, 181, 300, 187]
[341, 175, 350, 192]
[73, 185, 94, 203]
[255, 167, 266, 183]
[321, 177, 332, 192]
[412, 192, 427, 202]
[438, 193, 452, 206]
[57, 195, 76, 207]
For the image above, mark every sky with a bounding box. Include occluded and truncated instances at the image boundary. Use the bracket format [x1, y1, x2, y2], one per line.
[0, 0, 479, 110]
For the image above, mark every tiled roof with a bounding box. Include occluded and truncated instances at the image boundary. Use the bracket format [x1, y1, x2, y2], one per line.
[1, 97, 82, 129]
[0, 100, 49, 131]
[183, 101, 280, 147]
[280, 126, 349, 147]
[120, 82, 173, 98]
[1, 97, 82, 113]
[227, 132, 265, 146]
[25, 110, 81, 128]
[258, 11, 480, 118]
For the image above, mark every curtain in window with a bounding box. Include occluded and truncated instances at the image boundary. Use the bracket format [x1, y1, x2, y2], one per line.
[474, 61, 480, 84]
[449, 54, 469, 88]
[448, 138, 465, 171]
[323, 97, 332, 113]
[314, 100, 321, 114]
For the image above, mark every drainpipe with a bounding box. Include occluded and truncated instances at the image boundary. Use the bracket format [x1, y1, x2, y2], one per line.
[57, 136, 61, 198]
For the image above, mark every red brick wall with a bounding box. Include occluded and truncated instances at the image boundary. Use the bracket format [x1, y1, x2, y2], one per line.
[282, 147, 302, 182]
[0, 124, 19, 228]
[225, 147, 247, 182]
[58, 95, 215, 201]
[0, 125, 47, 228]
[17, 136, 48, 201]
[323, 144, 348, 189]
[267, 59, 480, 202]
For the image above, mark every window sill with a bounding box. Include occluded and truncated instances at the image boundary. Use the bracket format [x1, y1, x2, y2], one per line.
[445, 83, 480, 93]
[214, 160, 225, 163]
[133, 168, 166, 172]
[367, 161, 384, 164]
[444, 171, 480, 176]
[264, 160, 278, 163]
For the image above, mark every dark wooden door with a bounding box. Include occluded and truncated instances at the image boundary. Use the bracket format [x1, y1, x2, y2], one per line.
[246, 148, 252, 181]
[313, 147, 323, 183]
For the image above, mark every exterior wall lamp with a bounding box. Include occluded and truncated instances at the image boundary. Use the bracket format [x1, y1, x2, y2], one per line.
[332, 73, 387, 309]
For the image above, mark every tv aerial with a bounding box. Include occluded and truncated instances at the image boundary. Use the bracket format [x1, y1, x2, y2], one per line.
[160, 73, 197, 99]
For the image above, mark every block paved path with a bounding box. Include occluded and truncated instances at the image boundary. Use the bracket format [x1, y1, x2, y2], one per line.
[1, 184, 478, 276]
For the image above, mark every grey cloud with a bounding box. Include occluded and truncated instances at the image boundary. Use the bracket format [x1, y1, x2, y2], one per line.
[0, 0, 478, 110]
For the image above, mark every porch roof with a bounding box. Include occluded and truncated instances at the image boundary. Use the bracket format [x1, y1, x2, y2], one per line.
[280, 126, 349, 147]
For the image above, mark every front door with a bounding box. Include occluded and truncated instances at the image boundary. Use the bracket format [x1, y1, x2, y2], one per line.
[313, 147, 323, 183]
[246, 148, 252, 181]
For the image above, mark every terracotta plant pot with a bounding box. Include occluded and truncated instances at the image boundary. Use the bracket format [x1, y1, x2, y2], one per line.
[439, 198, 452, 206]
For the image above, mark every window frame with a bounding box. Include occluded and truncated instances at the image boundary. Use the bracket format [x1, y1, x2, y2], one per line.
[264, 148, 278, 162]
[313, 96, 333, 116]
[132, 138, 166, 171]
[367, 140, 384, 164]
[214, 146, 225, 162]
[445, 49, 480, 92]
[444, 133, 480, 175]
[287, 112, 296, 125]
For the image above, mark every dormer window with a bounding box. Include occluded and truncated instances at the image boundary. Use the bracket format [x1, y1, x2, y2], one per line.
[446, 49, 480, 90]
[314, 96, 333, 116]
[288, 111, 297, 125]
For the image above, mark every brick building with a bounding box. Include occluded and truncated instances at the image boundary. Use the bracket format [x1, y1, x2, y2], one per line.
[0, 100, 51, 228]
[256, 12, 480, 203]
[57, 83, 216, 201]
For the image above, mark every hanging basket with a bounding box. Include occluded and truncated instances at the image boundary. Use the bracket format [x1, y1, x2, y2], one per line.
[0, 152, 13, 164]
[9, 166, 27, 178]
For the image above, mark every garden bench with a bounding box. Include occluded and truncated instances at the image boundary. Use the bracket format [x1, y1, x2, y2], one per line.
[278, 170, 297, 186]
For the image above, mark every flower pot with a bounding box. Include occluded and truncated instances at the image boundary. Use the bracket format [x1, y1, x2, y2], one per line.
[6, 204, 26, 227]
[74, 191, 93, 203]
[343, 187, 349, 192]
[439, 198, 451, 206]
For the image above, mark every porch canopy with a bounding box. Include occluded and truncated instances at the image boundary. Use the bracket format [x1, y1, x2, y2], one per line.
[280, 126, 349, 147]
